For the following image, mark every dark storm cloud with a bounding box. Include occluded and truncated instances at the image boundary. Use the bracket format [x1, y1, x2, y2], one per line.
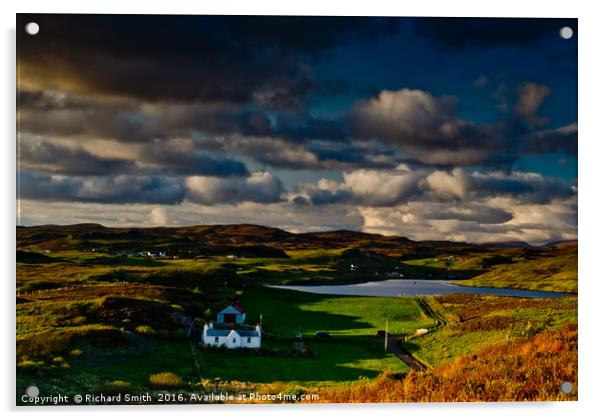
[136, 141, 249, 176]
[523, 123, 578, 155]
[412, 17, 577, 49]
[19, 89, 350, 147]
[19, 80, 572, 175]
[20, 140, 136, 176]
[18, 91, 269, 142]
[20, 137, 249, 177]
[19, 171, 185, 204]
[471, 173, 575, 204]
[422, 206, 514, 224]
[308, 143, 395, 169]
[17, 14, 399, 106]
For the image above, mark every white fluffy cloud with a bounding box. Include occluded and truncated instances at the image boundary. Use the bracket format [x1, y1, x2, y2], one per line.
[350, 88, 508, 166]
[352, 88, 456, 142]
[148, 207, 169, 226]
[424, 168, 472, 199]
[358, 196, 576, 245]
[342, 166, 422, 206]
[293, 167, 574, 207]
[185, 171, 284, 205]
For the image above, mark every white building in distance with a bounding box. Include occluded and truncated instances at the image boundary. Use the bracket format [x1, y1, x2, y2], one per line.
[202, 322, 261, 349]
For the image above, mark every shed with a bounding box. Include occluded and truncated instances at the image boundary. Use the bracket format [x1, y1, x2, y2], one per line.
[217, 305, 246, 324]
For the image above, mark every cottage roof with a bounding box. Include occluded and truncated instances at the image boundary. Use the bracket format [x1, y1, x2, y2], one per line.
[218, 304, 245, 315]
[205, 328, 259, 337]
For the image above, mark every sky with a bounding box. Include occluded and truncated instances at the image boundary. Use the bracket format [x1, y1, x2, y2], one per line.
[16, 14, 578, 244]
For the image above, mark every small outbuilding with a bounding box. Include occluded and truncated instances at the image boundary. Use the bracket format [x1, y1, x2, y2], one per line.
[217, 305, 246, 324]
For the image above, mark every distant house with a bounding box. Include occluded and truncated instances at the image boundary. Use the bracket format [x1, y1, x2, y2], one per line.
[202, 322, 261, 349]
[217, 305, 246, 324]
[202, 305, 261, 349]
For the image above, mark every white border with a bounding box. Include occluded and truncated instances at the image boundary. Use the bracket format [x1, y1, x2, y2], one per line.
[3, 1, 600, 419]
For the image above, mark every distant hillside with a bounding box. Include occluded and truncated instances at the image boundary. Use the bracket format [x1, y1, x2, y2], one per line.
[17, 223, 487, 259]
[481, 241, 534, 249]
[456, 242, 577, 293]
[17, 224, 578, 289]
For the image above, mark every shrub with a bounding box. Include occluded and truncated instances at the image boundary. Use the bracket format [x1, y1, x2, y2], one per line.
[51, 356, 70, 368]
[17, 358, 44, 370]
[110, 380, 132, 392]
[135, 325, 156, 336]
[149, 372, 183, 389]
[111, 380, 130, 388]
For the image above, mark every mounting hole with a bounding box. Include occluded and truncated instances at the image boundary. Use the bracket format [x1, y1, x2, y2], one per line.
[559, 26, 573, 40]
[25, 22, 39, 36]
[25, 385, 40, 397]
[560, 381, 573, 394]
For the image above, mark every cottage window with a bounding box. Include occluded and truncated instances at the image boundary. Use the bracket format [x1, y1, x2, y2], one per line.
[247, 337, 251, 343]
[233, 338, 236, 343]
[214, 337, 219, 343]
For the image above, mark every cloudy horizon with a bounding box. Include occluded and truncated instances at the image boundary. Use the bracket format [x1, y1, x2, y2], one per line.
[16, 15, 577, 245]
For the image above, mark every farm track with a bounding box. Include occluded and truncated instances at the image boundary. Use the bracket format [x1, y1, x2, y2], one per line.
[381, 335, 427, 371]
[390, 296, 458, 371]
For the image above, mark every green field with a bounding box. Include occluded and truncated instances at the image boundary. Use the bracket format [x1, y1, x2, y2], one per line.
[406, 294, 578, 367]
[17, 281, 438, 395]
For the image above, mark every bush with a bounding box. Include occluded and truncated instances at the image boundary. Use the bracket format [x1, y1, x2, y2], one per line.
[69, 348, 83, 357]
[17, 358, 44, 370]
[110, 380, 131, 391]
[51, 356, 70, 368]
[149, 372, 183, 389]
[135, 325, 156, 336]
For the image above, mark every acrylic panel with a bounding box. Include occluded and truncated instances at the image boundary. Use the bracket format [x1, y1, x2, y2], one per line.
[16, 14, 577, 405]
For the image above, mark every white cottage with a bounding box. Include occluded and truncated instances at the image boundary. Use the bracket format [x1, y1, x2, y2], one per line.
[202, 322, 261, 349]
